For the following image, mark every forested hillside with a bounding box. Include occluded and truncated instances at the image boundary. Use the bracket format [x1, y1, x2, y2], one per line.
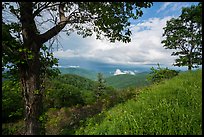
[2, 71, 140, 135]
[58, 68, 98, 80]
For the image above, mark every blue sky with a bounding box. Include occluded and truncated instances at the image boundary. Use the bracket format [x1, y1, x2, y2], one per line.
[50, 2, 199, 71]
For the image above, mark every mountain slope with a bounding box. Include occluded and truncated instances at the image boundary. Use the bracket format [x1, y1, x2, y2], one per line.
[75, 69, 202, 135]
[51, 74, 96, 90]
[105, 73, 150, 89]
[58, 68, 98, 80]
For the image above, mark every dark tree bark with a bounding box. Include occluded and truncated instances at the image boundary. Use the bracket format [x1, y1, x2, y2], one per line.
[19, 55, 43, 135]
[19, 2, 43, 135]
[188, 45, 194, 71]
[18, 2, 69, 134]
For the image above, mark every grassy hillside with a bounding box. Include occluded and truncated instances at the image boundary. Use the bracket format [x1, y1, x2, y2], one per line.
[75, 69, 202, 135]
[105, 73, 150, 89]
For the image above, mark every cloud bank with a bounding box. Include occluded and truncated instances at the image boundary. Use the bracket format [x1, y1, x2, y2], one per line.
[53, 16, 177, 67]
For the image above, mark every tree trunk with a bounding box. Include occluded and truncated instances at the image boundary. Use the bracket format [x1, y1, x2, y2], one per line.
[19, 3, 44, 134]
[21, 77, 43, 135]
[188, 65, 192, 70]
[18, 2, 70, 134]
[188, 50, 193, 71]
[19, 50, 44, 135]
[187, 58, 192, 70]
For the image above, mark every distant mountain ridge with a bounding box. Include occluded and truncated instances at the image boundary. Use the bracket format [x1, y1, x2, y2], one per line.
[58, 67, 98, 80]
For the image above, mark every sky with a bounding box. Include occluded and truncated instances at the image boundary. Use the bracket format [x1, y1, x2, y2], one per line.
[49, 2, 199, 71]
[3, 2, 200, 72]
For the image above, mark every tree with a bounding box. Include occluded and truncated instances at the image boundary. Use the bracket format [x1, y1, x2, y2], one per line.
[161, 3, 202, 70]
[95, 73, 106, 100]
[2, 2, 153, 135]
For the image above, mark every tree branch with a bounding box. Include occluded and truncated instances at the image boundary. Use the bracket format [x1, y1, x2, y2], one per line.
[39, 3, 72, 44]
[38, 2, 98, 44]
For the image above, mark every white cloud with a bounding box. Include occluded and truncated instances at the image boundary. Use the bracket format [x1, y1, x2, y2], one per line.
[53, 16, 178, 67]
[114, 69, 135, 75]
[157, 2, 173, 13]
[157, 2, 197, 15]
[114, 69, 126, 75]
[54, 49, 80, 58]
[124, 70, 135, 75]
[68, 65, 80, 68]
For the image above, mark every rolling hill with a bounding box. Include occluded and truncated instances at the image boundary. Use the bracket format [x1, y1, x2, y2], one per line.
[58, 67, 150, 89]
[50, 73, 97, 91]
[105, 73, 150, 89]
[58, 67, 98, 80]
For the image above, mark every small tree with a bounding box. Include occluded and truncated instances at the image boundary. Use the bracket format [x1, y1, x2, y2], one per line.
[161, 3, 202, 70]
[95, 73, 106, 100]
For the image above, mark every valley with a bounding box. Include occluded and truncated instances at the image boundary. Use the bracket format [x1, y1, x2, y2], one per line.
[58, 67, 151, 89]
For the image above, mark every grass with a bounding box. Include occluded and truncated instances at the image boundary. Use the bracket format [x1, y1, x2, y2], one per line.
[74, 69, 202, 135]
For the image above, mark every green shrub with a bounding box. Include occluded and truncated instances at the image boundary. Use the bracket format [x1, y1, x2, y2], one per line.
[147, 63, 179, 83]
[45, 107, 71, 135]
[44, 82, 84, 108]
[2, 120, 25, 135]
[80, 90, 97, 105]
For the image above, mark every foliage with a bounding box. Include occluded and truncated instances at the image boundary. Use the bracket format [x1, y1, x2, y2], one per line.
[161, 3, 202, 70]
[2, 120, 25, 135]
[43, 74, 118, 109]
[42, 74, 143, 135]
[45, 104, 104, 135]
[2, 80, 24, 123]
[45, 83, 84, 108]
[2, 23, 21, 81]
[147, 64, 179, 83]
[62, 2, 153, 42]
[57, 74, 96, 90]
[75, 69, 202, 135]
[39, 45, 61, 79]
[43, 74, 93, 109]
[2, 22, 60, 78]
[80, 90, 96, 105]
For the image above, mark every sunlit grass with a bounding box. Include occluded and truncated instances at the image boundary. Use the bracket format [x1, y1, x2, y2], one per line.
[75, 69, 202, 135]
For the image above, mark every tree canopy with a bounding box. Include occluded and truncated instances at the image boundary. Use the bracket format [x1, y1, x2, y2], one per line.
[161, 3, 202, 70]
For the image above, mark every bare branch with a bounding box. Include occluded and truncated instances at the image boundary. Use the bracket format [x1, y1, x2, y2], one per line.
[33, 2, 54, 17]
[36, 18, 55, 26]
[39, 3, 71, 44]
[47, 9, 58, 25]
